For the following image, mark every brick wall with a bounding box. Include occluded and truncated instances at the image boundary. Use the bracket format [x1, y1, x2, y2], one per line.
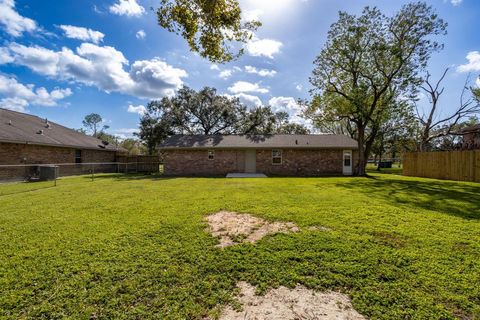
[163, 149, 245, 176]
[256, 149, 356, 176]
[0, 142, 117, 181]
[163, 148, 358, 176]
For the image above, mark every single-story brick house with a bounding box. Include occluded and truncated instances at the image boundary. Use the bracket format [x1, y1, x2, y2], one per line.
[159, 134, 359, 176]
[0, 108, 125, 180]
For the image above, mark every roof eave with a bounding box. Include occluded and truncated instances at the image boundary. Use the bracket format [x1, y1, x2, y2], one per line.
[158, 146, 359, 150]
[0, 139, 121, 152]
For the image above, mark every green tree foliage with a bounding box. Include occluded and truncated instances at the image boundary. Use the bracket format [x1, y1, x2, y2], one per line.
[157, 0, 261, 63]
[119, 138, 148, 155]
[309, 2, 447, 175]
[82, 113, 109, 137]
[371, 100, 418, 167]
[473, 86, 480, 103]
[137, 86, 309, 154]
[428, 116, 479, 151]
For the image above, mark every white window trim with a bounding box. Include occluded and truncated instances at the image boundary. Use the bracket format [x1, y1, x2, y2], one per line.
[272, 149, 282, 165]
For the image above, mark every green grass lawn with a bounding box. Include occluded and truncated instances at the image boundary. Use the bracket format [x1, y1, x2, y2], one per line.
[0, 174, 479, 319]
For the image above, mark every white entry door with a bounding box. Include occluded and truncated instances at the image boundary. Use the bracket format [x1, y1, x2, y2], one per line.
[245, 150, 256, 173]
[343, 150, 353, 176]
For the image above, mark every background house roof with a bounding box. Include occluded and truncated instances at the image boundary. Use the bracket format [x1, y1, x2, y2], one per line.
[160, 134, 358, 149]
[460, 124, 480, 133]
[0, 108, 122, 152]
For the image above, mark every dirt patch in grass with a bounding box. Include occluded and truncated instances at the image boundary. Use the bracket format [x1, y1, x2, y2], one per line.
[205, 211, 300, 247]
[219, 281, 366, 320]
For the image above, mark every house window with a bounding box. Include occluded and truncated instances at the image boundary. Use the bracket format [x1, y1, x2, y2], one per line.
[75, 150, 82, 164]
[344, 152, 351, 166]
[272, 149, 282, 165]
[208, 150, 215, 160]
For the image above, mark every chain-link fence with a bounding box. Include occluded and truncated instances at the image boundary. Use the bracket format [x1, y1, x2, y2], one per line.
[0, 162, 163, 195]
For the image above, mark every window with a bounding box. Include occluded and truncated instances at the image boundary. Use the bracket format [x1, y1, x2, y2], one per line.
[272, 149, 282, 165]
[208, 150, 215, 160]
[344, 152, 351, 166]
[75, 150, 82, 164]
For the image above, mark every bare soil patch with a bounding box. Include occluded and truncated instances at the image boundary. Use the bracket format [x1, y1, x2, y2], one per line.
[219, 282, 365, 320]
[205, 211, 300, 247]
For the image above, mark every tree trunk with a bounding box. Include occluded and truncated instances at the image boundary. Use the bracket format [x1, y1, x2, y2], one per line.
[377, 151, 382, 171]
[356, 125, 367, 176]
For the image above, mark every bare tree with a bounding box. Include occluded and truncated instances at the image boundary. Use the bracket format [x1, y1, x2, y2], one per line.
[416, 68, 480, 151]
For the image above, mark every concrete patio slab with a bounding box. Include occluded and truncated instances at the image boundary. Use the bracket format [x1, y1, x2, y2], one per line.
[226, 173, 267, 178]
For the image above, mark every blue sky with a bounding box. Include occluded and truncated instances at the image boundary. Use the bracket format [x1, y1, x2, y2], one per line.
[0, 0, 479, 138]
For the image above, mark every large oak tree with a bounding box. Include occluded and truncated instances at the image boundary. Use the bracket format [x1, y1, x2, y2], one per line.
[309, 2, 447, 175]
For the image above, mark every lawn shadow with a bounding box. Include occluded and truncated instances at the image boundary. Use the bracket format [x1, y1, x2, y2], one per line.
[80, 173, 176, 182]
[83, 173, 228, 182]
[335, 176, 480, 220]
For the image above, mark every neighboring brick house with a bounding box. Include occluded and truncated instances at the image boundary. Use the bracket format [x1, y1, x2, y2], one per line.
[159, 134, 359, 176]
[0, 108, 125, 180]
[460, 124, 480, 150]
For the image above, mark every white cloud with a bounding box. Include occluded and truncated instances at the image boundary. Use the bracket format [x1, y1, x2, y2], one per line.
[450, 0, 462, 6]
[218, 66, 243, 79]
[136, 29, 146, 39]
[113, 128, 138, 139]
[0, 0, 37, 37]
[245, 37, 282, 59]
[268, 96, 305, 124]
[109, 0, 145, 17]
[1, 42, 188, 99]
[243, 9, 263, 21]
[219, 69, 233, 79]
[0, 74, 72, 112]
[0, 47, 13, 63]
[129, 58, 188, 98]
[210, 64, 220, 71]
[295, 84, 303, 91]
[476, 77, 480, 88]
[127, 104, 146, 115]
[59, 25, 105, 44]
[457, 51, 480, 72]
[228, 81, 268, 94]
[244, 65, 276, 77]
[0, 97, 28, 112]
[226, 93, 262, 108]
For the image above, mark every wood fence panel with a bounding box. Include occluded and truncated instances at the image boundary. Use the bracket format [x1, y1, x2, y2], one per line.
[403, 150, 479, 183]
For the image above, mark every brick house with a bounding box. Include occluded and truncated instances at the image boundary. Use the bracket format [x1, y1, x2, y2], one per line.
[159, 134, 359, 176]
[0, 108, 125, 180]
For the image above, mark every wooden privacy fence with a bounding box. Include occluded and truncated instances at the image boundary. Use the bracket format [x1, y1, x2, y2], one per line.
[403, 150, 480, 182]
[115, 155, 161, 173]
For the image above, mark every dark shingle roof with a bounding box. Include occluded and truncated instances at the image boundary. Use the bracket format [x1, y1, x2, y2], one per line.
[0, 108, 122, 151]
[160, 134, 358, 149]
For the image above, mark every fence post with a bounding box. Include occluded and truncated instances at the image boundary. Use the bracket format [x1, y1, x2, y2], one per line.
[91, 164, 94, 181]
